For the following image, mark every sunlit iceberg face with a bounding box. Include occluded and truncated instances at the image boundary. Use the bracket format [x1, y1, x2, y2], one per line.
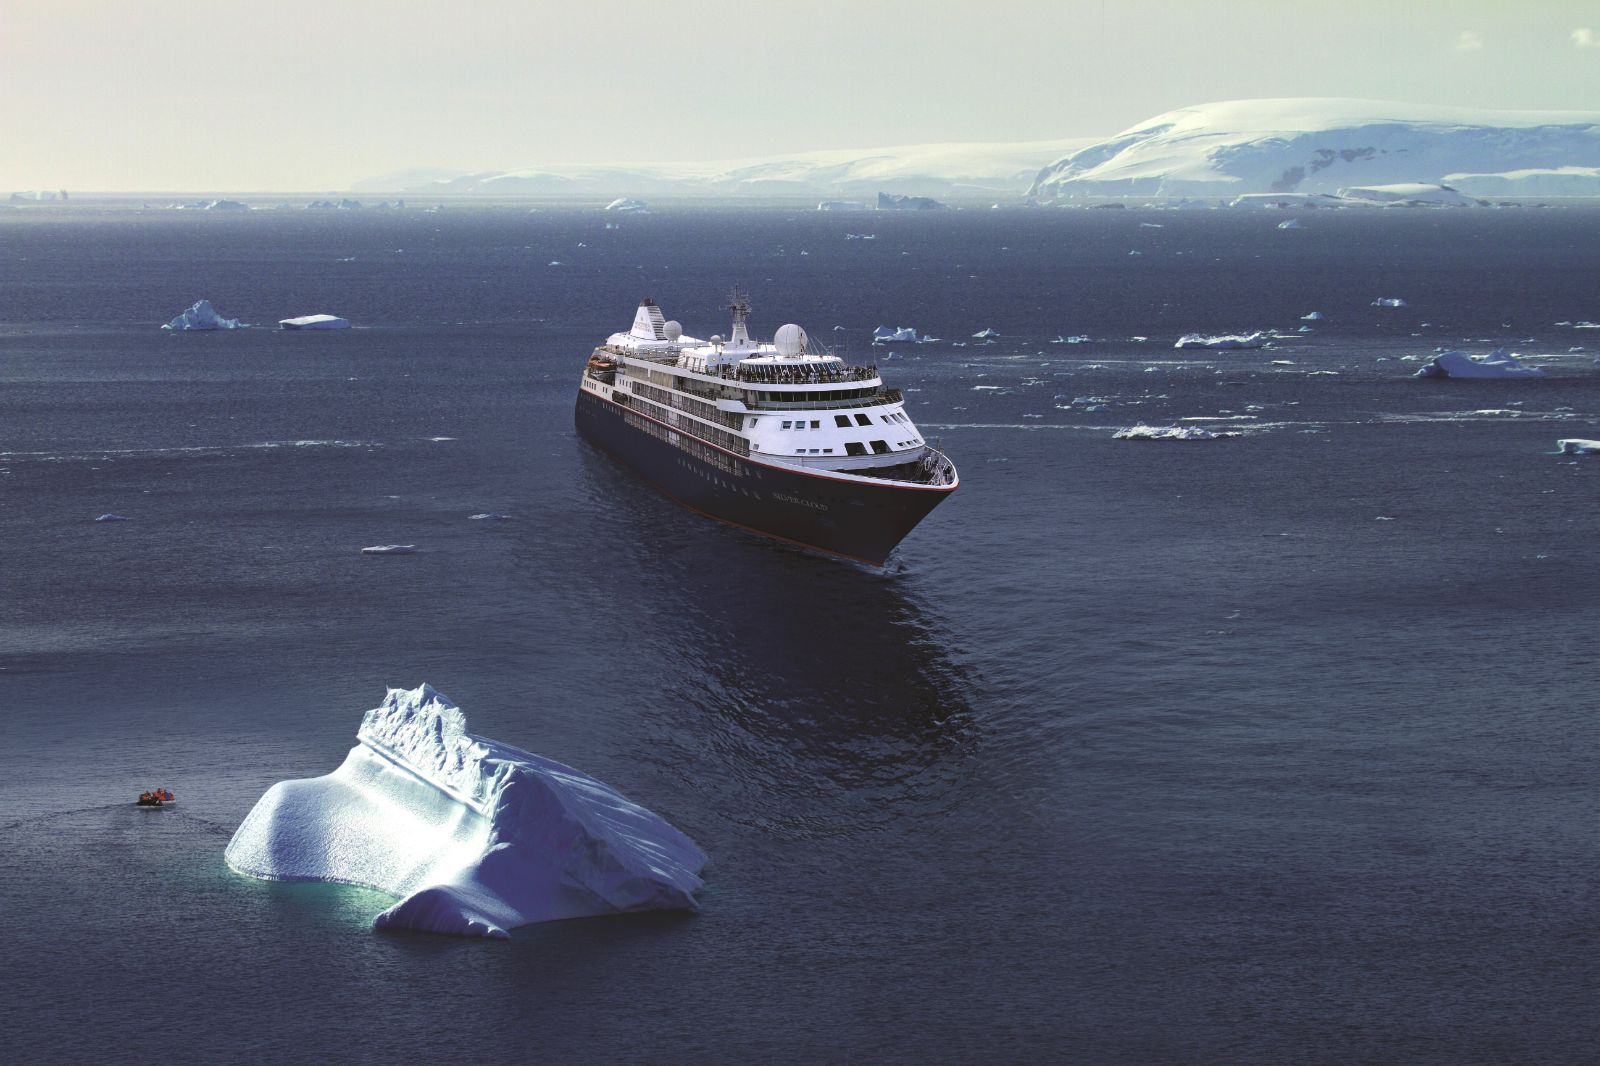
[226, 684, 705, 939]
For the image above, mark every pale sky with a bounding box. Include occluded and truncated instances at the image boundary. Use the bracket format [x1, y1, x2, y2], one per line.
[3, 0, 1599, 191]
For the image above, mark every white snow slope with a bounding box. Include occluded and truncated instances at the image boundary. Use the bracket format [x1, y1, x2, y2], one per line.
[1031, 98, 1600, 198]
[225, 684, 706, 938]
[1442, 166, 1600, 197]
[360, 139, 1097, 199]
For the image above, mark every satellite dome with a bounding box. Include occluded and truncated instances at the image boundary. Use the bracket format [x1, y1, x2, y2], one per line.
[773, 323, 808, 357]
[663, 320, 682, 342]
[709, 335, 723, 346]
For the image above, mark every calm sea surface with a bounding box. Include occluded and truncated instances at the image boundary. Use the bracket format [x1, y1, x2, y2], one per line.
[2, 205, 1598, 1064]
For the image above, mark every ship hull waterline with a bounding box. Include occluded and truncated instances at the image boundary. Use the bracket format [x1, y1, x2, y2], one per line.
[575, 388, 955, 565]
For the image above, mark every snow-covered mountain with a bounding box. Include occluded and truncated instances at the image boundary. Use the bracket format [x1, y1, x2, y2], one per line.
[353, 139, 1096, 199]
[1030, 99, 1600, 199]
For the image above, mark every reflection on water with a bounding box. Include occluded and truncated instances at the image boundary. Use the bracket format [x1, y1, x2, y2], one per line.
[566, 449, 982, 836]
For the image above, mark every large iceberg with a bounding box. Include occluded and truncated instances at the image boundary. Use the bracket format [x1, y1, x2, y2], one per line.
[1414, 348, 1546, 379]
[877, 192, 946, 210]
[163, 299, 242, 331]
[225, 684, 706, 938]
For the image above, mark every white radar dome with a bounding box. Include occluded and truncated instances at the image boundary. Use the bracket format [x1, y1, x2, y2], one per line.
[709, 335, 723, 346]
[773, 323, 808, 356]
[663, 320, 682, 343]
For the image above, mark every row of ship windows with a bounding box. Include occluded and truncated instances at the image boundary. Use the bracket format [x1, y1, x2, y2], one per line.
[771, 411, 911, 431]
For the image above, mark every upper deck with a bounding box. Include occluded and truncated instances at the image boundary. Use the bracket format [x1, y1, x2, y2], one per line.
[585, 296, 950, 481]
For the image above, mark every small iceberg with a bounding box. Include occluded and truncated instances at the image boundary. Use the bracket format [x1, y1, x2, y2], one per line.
[1113, 424, 1239, 441]
[877, 192, 945, 211]
[225, 684, 705, 938]
[1557, 439, 1600, 455]
[1371, 297, 1408, 308]
[1276, 218, 1303, 230]
[818, 201, 868, 211]
[603, 197, 648, 213]
[845, 233, 875, 240]
[971, 328, 1000, 339]
[469, 513, 513, 521]
[1052, 335, 1090, 344]
[1414, 348, 1546, 380]
[1300, 312, 1324, 321]
[163, 299, 242, 331]
[1174, 332, 1267, 350]
[279, 314, 350, 330]
[872, 325, 934, 343]
[94, 513, 130, 522]
[361, 544, 417, 555]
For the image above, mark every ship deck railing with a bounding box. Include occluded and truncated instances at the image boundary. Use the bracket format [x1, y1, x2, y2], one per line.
[601, 345, 878, 385]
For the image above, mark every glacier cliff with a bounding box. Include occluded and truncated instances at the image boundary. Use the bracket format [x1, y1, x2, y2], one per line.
[225, 684, 706, 939]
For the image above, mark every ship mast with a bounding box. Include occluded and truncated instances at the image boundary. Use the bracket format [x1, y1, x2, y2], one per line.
[727, 288, 752, 349]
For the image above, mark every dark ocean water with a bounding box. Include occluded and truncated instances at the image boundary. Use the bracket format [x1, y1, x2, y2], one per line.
[3, 204, 1598, 1065]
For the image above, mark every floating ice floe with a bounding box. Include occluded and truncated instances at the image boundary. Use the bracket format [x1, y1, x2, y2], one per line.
[94, 513, 130, 522]
[603, 198, 648, 213]
[1414, 348, 1546, 379]
[279, 314, 350, 330]
[845, 233, 875, 240]
[225, 684, 706, 939]
[1113, 424, 1240, 441]
[1052, 335, 1090, 344]
[818, 201, 868, 211]
[1276, 218, 1303, 229]
[163, 299, 242, 331]
[873, 325, 935, 343]
[1301, 311, 1324, 320]
[469, 513, 513, 521]
[1175, 332, 1267, 350]
[1558, 439, 1600, 455]
[361, 544, 417, 554]
[1371, 297, 1408, 308]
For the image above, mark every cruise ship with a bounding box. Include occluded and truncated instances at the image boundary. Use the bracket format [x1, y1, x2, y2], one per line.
[575, 294, 958, 564]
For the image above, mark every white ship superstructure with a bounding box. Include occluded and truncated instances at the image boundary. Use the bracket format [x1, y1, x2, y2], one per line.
[575, 293, 957, 563]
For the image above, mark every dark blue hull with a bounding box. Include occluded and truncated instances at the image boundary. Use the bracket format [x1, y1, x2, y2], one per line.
[575, 387, 954, 564]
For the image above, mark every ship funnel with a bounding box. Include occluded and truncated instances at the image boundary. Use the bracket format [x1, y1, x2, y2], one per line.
[631, 298, 668, 341]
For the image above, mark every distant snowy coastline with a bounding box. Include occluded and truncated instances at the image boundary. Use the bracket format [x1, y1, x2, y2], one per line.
[1030, 98, 1600, 200]
[350, 138, 1097, 199]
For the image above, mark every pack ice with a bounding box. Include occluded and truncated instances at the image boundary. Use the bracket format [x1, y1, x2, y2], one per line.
[225, 684, 706, 939]
[1175, 332, 1267, 350]
[1414, 348, 1546, 379]
[163, 299, 242, 330]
